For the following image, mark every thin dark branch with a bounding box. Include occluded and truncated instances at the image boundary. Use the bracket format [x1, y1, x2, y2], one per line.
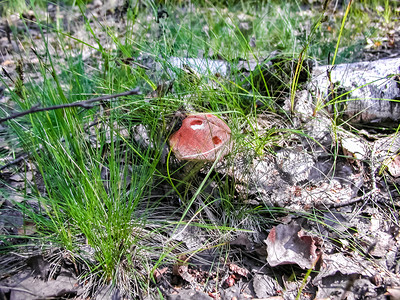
[0, 88, 141, 123]
[331, 188, 378, 208]
[0, 153, 30, 171]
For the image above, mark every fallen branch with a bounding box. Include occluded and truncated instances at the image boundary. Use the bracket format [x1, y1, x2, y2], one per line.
[0, 88, 141, 124]
[331, 188, 379, 209]
[0, 153, 30, 171]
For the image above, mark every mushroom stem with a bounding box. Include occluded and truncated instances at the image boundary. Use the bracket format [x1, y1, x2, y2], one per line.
[167, 160, 207, 201]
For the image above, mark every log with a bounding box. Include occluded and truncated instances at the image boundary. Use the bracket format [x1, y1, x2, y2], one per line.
[310, 58, 400, 125]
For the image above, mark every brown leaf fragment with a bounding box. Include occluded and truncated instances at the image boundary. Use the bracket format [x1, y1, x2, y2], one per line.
[229, 263, 249, 278]
[387, 155, 400, 177]
[153, 267, 168, 283]
[17, 221, 36, 236]
[172, 254, 188, 276]
[264, 223, 318, 269]
[176, 265, 196, 284]
[2, 270, 82, 299]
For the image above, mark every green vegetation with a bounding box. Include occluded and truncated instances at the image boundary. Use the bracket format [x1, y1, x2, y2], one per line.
[0, 0, 399, 298]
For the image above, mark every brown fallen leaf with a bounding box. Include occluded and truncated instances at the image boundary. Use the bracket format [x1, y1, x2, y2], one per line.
[176, 265, 196, 284]
[265, 223, 318, 269]
[386, 155, 400, 177]
[153, 267, 168, 283]
[172, 254, 188, 276]
[17, 221, 37, 236]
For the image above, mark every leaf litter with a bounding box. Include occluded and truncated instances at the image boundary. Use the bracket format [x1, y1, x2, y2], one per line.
[1, 1, 400, 300]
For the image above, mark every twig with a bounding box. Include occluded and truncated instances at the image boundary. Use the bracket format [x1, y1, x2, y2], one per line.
[331, 188, 378, 209]
[0, 153, 30, 171]
[0, 88, 140, 124]
[0, 89, 139, 171]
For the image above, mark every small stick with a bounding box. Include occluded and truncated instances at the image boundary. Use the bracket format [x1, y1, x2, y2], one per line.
[331, 188, 378, 209]
[0, 89, 139, 171]
[0, 88, 140, 124]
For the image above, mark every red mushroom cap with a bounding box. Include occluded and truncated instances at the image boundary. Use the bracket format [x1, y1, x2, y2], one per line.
[168, 114, 232, 161]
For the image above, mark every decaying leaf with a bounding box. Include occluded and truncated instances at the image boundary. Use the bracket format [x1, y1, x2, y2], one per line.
[176, 265, 196, 284]
[1, 269, 82, 299]
[265, 223, 318, 269]
[172, 254, 188, 276]
[313, 253, 375, 285]
[253, 274, 281, 299]
[340, 133, 369, 161]
[172, 255, 197, 284]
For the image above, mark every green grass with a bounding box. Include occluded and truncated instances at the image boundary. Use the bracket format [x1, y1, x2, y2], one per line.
[2, 32, 168, 294]
[1, 0, 399, 297]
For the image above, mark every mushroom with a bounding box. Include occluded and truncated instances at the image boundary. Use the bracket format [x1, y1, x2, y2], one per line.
[168, 114, 232, 161]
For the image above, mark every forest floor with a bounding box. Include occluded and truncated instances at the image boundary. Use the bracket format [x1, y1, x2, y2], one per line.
[1, 1, 400, 299]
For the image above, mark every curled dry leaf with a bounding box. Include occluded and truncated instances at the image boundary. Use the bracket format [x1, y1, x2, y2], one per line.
[172, 254, 188, 276]
[265, 223, 318, 269]
[172, 255, 197, 284]
[169, 114, 232, 161]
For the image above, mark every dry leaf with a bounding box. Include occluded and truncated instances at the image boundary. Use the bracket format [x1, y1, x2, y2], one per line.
[265, 223, 318, 269]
